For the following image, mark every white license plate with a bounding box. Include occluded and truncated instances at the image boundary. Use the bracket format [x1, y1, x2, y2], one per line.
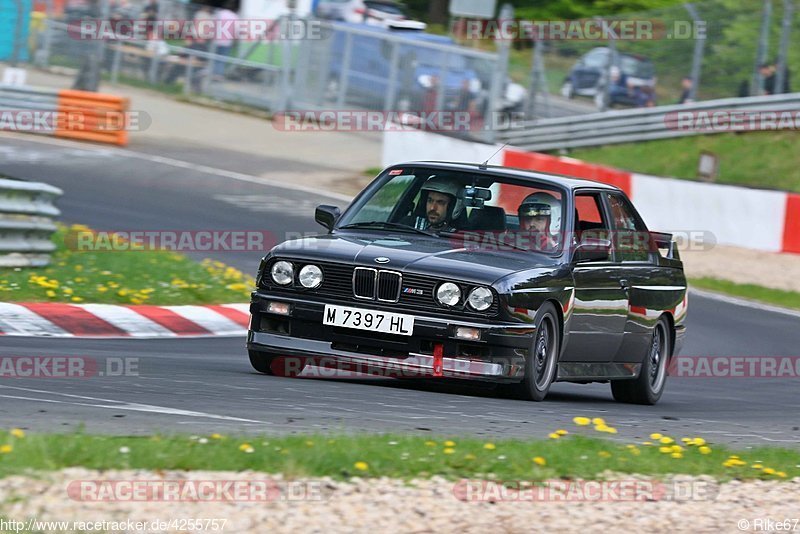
[323, 305, 414, 336]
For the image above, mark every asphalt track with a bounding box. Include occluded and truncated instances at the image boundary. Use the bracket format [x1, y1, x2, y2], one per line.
[1, 134, 799, 446]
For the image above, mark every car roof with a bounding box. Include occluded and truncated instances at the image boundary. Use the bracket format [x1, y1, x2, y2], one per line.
[393, 161, 623, 192]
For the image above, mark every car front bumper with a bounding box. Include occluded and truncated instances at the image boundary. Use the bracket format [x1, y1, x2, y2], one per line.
[246, 291, 536, 382]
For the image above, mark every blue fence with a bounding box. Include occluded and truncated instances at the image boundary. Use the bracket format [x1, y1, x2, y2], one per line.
[0, 0, 31, 62]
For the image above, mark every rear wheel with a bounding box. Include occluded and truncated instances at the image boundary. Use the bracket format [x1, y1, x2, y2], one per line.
[611, 317, 671, 405]
[503, 302, 560, 402]
[248, 350, 307, 377]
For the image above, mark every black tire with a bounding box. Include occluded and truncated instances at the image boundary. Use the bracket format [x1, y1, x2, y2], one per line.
[611, 317, 671, 405]
[504, 302, 560, 402]
[248, 350, 307, 377]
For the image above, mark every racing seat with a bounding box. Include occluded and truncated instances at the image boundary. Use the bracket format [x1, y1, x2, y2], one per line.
[466, 206, 506, 231]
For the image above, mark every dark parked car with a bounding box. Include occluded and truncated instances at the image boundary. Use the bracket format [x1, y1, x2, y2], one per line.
[561, 47, 656, 109]
[247, 162, 687, 404]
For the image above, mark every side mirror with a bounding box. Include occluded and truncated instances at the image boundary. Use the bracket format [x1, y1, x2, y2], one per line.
[315, 205, 341, 232]
[573, 238, 611, 263]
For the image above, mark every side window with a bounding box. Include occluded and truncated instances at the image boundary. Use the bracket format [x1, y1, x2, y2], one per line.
[575, 193, 612, 245]
[606, 193, 651, 263]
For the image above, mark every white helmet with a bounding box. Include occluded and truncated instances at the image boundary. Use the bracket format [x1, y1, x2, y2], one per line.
[518, 192, 561, 233]
[421, 176, 465, 220]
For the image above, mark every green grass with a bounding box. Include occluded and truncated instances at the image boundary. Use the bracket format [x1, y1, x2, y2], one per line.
[0, 429, 796, 481]
[569, 131, 800, 192]
[690, 277, 800, 311]
[0, 225, 254, 305]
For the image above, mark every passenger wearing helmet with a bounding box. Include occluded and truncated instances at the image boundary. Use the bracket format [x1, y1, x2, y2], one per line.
[407, 176, 464, 233]
[518, 192, 561, 251]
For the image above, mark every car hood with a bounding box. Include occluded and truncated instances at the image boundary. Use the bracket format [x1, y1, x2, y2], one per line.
[270, 232, 561, 285]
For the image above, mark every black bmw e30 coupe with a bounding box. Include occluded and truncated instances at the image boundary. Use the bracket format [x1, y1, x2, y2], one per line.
[247, 161, 687, 404]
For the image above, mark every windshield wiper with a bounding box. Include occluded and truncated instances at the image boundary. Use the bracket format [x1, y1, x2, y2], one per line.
[439, 230, 532, 252]
[338, 221, 436, 237]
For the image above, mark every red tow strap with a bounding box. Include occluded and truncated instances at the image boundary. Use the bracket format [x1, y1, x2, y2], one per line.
[433, 343, 444, 377]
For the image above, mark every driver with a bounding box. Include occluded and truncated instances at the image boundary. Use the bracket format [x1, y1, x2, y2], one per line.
[408, 177, 464, 233]
[518, 192, 561, 251]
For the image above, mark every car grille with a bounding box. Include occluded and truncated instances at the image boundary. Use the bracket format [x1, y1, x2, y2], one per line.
[261, 259, 498, 317]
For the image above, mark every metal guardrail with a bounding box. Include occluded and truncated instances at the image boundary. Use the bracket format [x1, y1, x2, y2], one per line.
[0, 177, 63, 267]
[498, 93, 800, 151]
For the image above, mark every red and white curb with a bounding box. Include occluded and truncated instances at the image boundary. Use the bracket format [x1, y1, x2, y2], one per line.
[0, 302, 250, 338]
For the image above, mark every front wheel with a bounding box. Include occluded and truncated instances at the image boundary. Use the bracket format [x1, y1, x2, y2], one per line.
[504, 302, 560, 401]
[611, 317, 671, 405]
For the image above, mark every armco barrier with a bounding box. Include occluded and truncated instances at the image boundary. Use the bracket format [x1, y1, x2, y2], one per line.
[0, 84, 129, 146]
[382, 129, 800, 254]
[0, 176, 62, 267]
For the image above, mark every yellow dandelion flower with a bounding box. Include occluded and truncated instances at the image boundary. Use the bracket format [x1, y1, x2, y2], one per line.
[555, 429, 568, 436]
[591, 418, 605, 426]
[692, 437, 706, 446]
[97, 286, 108, 292]
[681, 437, 692, 444]
[354, 461, 369, 471]
[649, 433, 663, 440]
[699, 446, 712, 455]
[483, 443, 496, 450]
[532, 456, 546, 466]
[548, 433, 560, 439]
[670, 445, 683, 453]
[671, 452, 683, 459]
[659, 437, 674, 444]
[210, 433, 223, 440]
[424, 441, 437, 447]
[641, 441, 653, 446]
[71, 297, 83, 302]
[763, 468, 776, 475]
[0, 445, 12, 454]
[659, 446, 672, 454]
[238, 443, 253, 452]
[443, 448, 455, 455]
[444, 440, 456, 447]
[752, 464, 764, 470]
[573, 417, 591, 426]
[777, 471, 787, 478]
[46, 290, 56, 298]
[10, 429, 25, 439]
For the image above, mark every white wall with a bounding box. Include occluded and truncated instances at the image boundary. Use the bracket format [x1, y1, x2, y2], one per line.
[382, 130, 505, 168]
[632, 173, 787, 252]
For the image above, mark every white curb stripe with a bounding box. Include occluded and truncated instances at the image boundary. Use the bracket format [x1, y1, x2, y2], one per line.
[0, 303, 71, 337]
[79, 304, 176, 337]
[166, 305, 246, 335]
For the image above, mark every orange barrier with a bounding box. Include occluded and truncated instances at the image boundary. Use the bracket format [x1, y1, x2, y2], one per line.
[54, 90, 130, 146]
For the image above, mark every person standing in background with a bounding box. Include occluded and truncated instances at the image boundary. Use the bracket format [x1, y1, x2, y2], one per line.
[212, 1, 239, 80]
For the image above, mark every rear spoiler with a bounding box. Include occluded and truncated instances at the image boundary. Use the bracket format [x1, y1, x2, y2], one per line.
[650, 231, 680, 261]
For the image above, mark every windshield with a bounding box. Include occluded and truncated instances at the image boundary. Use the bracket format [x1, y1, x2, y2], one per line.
[337, 167, 566, 253]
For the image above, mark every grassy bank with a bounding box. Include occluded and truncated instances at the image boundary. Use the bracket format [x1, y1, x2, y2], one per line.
[569, 131, 800, 193]
[1, 423, 797, 481]
[0, 225, 254, 305]
[690, 277, 800, 311]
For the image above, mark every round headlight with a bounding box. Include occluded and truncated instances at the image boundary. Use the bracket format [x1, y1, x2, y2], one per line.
[436, 282, 461, 307]
[271, 261, 294, 286]
[467, 287, 493, 311]
[299, 264, 323, 288]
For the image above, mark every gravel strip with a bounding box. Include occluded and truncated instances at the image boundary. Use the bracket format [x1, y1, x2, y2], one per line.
[1, 469, 798, 533]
